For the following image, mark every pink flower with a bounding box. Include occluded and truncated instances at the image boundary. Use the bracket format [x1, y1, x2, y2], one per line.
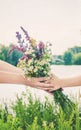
[17, 46, 26, 52]
[8, 45, 17, 55]
[20, 54, 29, 61]
[20, 54, 31, 61]
[38, 41, 44, 49]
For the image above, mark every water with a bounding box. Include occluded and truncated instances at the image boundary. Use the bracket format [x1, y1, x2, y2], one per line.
[0, 65, 81, 105]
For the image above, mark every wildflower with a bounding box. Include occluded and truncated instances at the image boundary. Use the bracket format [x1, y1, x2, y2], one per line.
[30, 37, 37, 47]
[18, 46, 26, 53]
[38, 41, 45, 56]
[20, 54, 31, 61]
[20, 26, 30, 41]
[8, 45, 16, 55]
[8, 45, 24, 55]
[16, 32, 22, 43]
[38, 41, 44, 49]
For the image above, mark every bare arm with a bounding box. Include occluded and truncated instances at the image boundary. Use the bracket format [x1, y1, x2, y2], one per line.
[60, 75, 81, 88]
[0, 71, 26, 85]
[40, 75, 81, 92]
[0, 70, 54, 89]
[0, 60, 53, 88]
[0, 60, 23, 74]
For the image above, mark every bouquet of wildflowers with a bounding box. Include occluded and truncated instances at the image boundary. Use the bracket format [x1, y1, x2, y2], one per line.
[10, 27, 52, 78]
[10, 27, 75, 117]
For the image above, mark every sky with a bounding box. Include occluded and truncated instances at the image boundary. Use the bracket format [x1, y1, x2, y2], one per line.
[0, 0, 81, 54]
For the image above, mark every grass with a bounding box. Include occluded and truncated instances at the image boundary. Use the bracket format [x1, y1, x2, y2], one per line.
[0, 90, 81, 130]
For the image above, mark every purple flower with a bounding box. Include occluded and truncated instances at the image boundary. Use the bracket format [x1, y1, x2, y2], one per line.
[16, 32, 25, 48]
[20, 26, 30, 41]
[38, 41, 45, 55]
[16, 32, 22, 43]
[19, 40, 24, 47]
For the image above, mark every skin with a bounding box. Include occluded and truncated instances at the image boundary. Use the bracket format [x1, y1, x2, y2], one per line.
[40, 74, 81, 93]
[1, 60, 81, 93]
[0, 60, 53, 89]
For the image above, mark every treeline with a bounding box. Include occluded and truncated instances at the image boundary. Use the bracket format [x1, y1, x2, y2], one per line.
[0, 44, 81, 65]
[53, 46, 81, 65]
[0, 44, 23, 66]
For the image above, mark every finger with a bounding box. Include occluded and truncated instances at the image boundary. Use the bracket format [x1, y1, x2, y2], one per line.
[49, 88, 58, 92]
[46, 91, 53, 95]
[45, 80, 51, 84]
[37, 86, 54, 91]
[38, 87, 50, 91]
[37, 77, 50, 82]
[42, 87, 57, 91]
[40, 83, 54, 88]
[28, 78, 42, 82]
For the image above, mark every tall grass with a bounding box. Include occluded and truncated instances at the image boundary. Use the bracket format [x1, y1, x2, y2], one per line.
[0, 91, 81, 130]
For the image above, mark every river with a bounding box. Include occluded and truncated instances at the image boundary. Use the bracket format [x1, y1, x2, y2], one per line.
[0, 65, 81, 105]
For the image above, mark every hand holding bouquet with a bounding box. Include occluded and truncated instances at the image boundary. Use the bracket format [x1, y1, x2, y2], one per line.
[10, 27, 75, 118]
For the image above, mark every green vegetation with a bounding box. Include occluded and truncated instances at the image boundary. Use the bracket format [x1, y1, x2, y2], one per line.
[0, 91, 81, 130]
[53, 46, 81, 65]
[0, 44, 81, 65]
[0, 44, 22, 66]
[74, 53, 81, 65]
[63, 51, 74, 65]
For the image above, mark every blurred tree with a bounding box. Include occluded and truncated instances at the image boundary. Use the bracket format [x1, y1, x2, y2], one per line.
[10, 49, 23, 66]
[68, 46, 81, 54]
[73, 53, 81, 65]
[0, 45, 9, 61]
[63, 51, 74, 65]
[0, 44, 23, 66]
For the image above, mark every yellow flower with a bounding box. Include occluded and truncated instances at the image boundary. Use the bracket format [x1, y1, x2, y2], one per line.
[30, 37, 37, 47]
